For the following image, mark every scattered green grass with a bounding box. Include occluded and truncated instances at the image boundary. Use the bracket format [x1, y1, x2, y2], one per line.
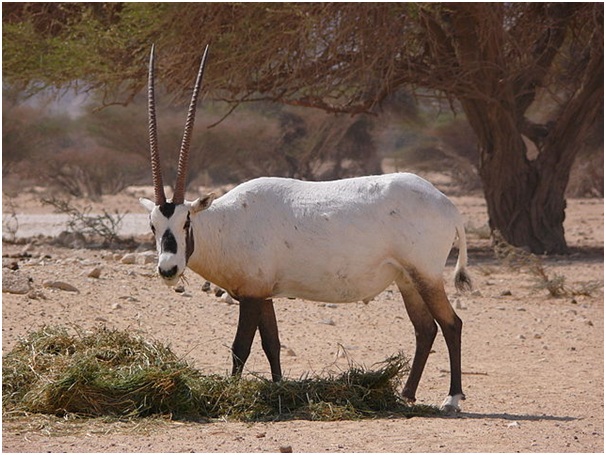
[3, 325, 440, 422]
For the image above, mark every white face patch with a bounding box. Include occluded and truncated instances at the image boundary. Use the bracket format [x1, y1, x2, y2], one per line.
[140, 199, 193, 286]
[139, 196, 215, 286]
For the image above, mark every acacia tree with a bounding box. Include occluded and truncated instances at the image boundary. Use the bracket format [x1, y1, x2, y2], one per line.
[3, 2, 603, 253]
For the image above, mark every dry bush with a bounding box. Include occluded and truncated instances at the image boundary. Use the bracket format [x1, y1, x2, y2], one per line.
[2, 194, 20, 242]
[492, 230, 602, 298]
[187, 104, 385, 186]
[44, 144, 146, 201]
[40, 197, 126, 246]
[391, 116, 481, 193]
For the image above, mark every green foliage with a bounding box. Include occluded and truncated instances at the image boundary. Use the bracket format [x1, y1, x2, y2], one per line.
[3, 325, 439, 421]
[3, 3, 167, 98]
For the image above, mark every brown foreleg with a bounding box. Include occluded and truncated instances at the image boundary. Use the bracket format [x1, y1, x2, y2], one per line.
[258, 299, 282, 382]
[231, 298, 263, 377]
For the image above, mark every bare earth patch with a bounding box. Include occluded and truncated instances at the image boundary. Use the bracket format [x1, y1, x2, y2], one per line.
[2, 188, 603, 453]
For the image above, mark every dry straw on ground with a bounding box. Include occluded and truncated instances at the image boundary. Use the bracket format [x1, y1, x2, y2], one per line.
[2, 325, 439, 422]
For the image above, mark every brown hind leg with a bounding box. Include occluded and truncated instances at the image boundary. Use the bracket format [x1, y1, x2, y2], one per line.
[397, 277, 438, 403]
[258, 299, 282, 381]
[416, 277, 465, 412]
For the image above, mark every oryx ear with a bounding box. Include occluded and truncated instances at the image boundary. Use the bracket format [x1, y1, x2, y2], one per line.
[140, 197, 156, 213]
[190, 193, 215, 214]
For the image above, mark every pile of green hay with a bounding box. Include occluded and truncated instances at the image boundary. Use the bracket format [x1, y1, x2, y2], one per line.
[2, 325, 439, 421]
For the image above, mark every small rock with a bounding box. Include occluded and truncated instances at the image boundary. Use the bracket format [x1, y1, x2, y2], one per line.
[2, 259, 19, 270]
[42, 280, 80, 293]
[137, 251, 157, 264]
[120, 253, 137, 264]
[112, 302, 122, 310]
[202, 281, 212, 292]
[471, 289, 483, 297]
[214, 286, 225, 297]
[174, 285, 186, 293]
[455, 299, 467, 310]
[20, 243, 34, 255]
[57, 231, 86, 248]
[279, 446, 293, 453]
[3, 271, 32, 294]
[507, 421, 520, 428]
[319, 318, 336, 326]
[27, 289, 46, 300]
[325, 303, 338, 309]
[87, 266, 103, 279]
[500, 290, 512, 296]
[256, 432, 266, 439]
[284, 348, 297, 357]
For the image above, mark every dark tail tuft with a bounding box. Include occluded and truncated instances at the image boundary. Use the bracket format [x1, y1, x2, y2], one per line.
[455, 268, 473, 292]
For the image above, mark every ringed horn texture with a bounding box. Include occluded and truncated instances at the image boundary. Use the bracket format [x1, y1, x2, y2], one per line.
[147, 44, 210, 206]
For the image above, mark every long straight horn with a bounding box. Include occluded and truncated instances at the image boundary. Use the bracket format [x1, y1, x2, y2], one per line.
[173, 44, 210, 205]
[148, 44, 166, 206]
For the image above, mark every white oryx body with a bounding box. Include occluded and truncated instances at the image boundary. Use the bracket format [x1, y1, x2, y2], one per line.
[140, 45, 472, 414]
[183, 173, 466, 304]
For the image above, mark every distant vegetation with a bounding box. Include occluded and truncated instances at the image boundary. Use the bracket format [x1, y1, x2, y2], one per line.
[3, 88, 602, 202]
[3, 3, 602, 254]
[1, 88, 469, 196]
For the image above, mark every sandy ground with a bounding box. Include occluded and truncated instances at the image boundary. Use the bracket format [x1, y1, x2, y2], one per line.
[1, 181, 604, 453]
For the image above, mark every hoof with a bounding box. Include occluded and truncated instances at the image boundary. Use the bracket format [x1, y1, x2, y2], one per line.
[440, 403, 461, 416]
[401, 392, 416, 404]
[440, 394, 464, 415]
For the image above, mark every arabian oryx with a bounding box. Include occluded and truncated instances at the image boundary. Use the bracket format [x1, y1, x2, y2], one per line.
[140, 45, 473, 413]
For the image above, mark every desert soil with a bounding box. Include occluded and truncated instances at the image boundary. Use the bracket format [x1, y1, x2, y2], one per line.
[2, 182, 604, 453]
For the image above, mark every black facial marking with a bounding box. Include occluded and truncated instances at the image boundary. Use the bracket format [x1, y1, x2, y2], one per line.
[159, 265, 178, 279]
[161, 229, 178, 254]
[186, 223, 195, 263]
[159, 202, 177, 218]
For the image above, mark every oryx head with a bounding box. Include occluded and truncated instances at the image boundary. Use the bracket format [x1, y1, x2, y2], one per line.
[140, 44, 215, 286]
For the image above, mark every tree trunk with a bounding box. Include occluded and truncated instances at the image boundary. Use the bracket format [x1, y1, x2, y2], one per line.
[460, 100, 572, 255]
[478, 137, 569, 255]
[448, 4, 603, 256]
